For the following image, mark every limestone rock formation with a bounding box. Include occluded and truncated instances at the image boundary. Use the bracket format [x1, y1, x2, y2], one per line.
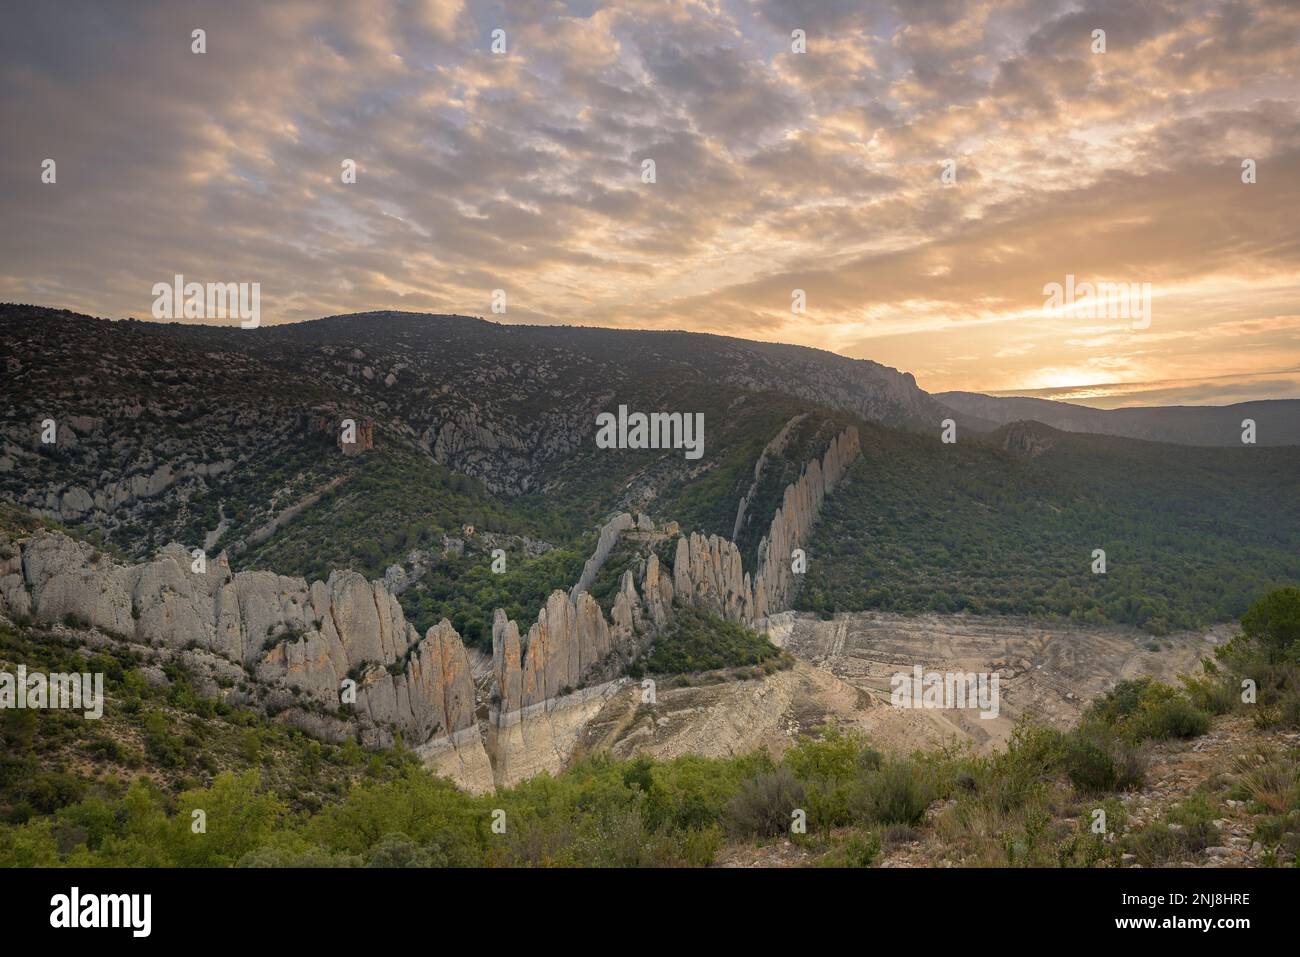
[492, 587, 628, 719]
[484, 425, 860, 788]
[672, 532, 752, 623]
[0, 528, 483, 754]
[640, 553, 673, 628]
[0, 421, 859, 793]
[665, 425, 860, 625]
[732, 413, 807, 539]
[753, 426, 860, 614]
[570, 511, 634, 599]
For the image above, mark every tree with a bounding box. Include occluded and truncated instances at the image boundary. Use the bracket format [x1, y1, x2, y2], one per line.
[1240, 586, 1300, 662]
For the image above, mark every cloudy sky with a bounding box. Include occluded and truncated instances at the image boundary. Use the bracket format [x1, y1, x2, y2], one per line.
[2, 0, 1297, 407]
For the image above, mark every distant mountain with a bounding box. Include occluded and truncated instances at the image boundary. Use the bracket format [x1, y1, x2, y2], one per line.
[936, 391, 1300, 446]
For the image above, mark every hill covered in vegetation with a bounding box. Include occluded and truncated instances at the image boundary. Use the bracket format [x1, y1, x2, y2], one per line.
[797, 421, 1300, 634]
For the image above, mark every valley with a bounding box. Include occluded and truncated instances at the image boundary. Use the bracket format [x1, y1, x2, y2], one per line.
[2, 304, 1298, 870]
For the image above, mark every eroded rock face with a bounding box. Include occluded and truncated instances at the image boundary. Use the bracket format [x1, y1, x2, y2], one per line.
[641, 553, 672, 628]
[493, 588, 627, 720]
[672, 532, 751, 623]
[753, 426, 860, 615]
[488, 426, 863, 717]
[484, 426, 861, 788]
[0, 423, 861, 795]
[2, 528, 482, 753]
[0, 425, 861, 790]
[667, 426, 861, 625]
[570, 512, 634, 599]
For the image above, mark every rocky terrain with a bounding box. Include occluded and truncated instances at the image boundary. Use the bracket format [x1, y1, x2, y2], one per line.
[0, 527, 485, 757]
[0, 418, 861, 792]
[0, 305, 939, 560]
[485, 425, 859, 786]
[770, 610, 1228, 751]
[7, 303, 1293, 647]
[4, 302, 1296, 860]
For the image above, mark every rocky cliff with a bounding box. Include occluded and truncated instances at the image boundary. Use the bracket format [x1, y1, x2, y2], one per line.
[732, 413, 807, 540]
[569, 511, 635, 599]
[753, 425, 861, 613]
[0, 424, 861, 793]
[0, 528, 486, 767]
[670, 425, 861, 624]
[483, 425, 860, 786]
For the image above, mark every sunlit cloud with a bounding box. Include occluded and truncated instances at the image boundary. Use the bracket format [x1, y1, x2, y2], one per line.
[0, 0, 1296, 406]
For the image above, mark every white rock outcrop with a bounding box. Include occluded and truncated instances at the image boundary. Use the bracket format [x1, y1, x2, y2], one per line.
[570, 511, 634, 599]
[484, 426, 860, 787]
[1, 529, 485, 757]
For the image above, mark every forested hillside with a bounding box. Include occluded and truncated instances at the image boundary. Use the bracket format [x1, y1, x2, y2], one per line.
[798, 422, 1300, 633]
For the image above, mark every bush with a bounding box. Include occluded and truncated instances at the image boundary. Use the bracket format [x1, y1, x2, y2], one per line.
[816, 833, 880, 868]
[642, 825, 724, 867]
[1060, 724, 1147, 794]
[1179, 669, 1239, 715]
[1206, 588, 1300, 728]
[644, 607, 785, 675]
[1240, 587, 1300, 663]
[1135, 695, 1210, 740]
[880, 823, 921, 846]
[1230, 749, 1300, 814]
[239, 845, 360, 867]
[1084, 678, 1210, 743]
[366, 832, 447, 868]
[852, 760, 933, 826]
[723, 767, 805, 838]
[782, 727, 866, 835]
[1126, 796, 1221, 865]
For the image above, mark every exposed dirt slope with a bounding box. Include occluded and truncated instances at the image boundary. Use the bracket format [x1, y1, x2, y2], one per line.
[768, 610, 1227, 751]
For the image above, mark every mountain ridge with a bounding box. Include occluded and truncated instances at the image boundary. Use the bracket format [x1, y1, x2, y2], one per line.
[939, 390, 1300, 446]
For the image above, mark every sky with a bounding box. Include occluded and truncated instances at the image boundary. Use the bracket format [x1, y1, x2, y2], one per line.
[1, 0, 1297, 408]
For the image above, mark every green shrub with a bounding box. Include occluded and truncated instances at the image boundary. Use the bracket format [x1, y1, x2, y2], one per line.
[1240, 587, 1300, 663]
[1179, 669, 1239, 715]
[1135, 695, 1210, 740]
[644, 607, 785, 675]
[1060, 723, 1146, 793]
[1084, 678, 1210, 743]
[782, 727, 865, 835]
[1126, 796, 1220, 866]
[816, 833, 879, 868]
[852, 760, 933, 826]
[723, 767, 805, 838]
[366, 832, 447, 868]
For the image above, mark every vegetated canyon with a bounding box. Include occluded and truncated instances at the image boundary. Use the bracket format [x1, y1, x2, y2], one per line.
[2, 304, 1299, 867]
